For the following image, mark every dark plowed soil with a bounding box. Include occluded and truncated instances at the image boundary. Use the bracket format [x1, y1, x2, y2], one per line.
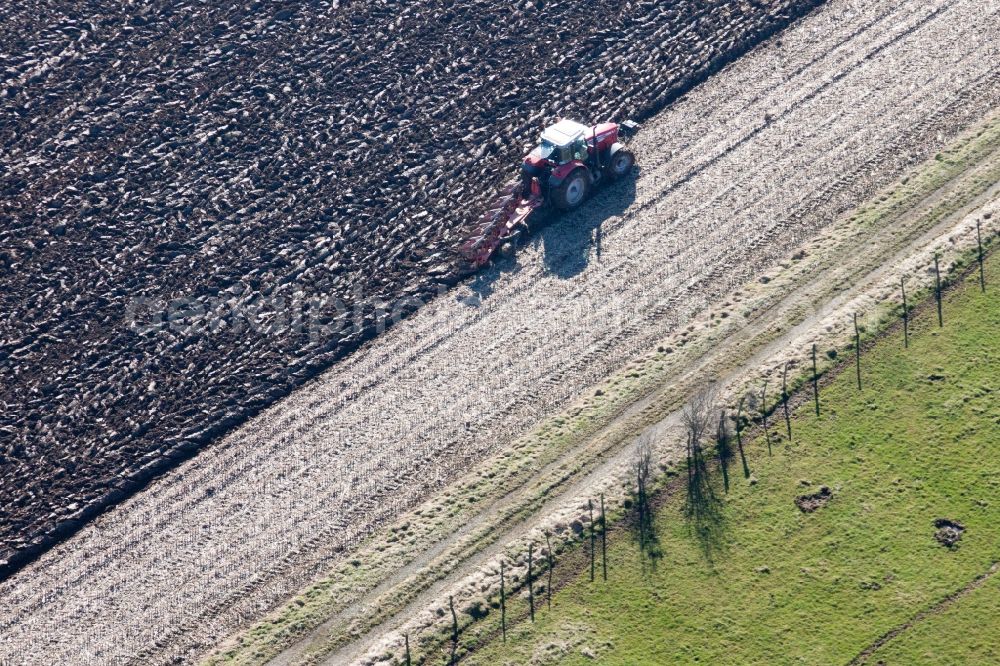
[0, 0, 823, 576]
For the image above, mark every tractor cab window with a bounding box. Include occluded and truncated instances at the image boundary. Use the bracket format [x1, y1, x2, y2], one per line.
[572, 137, 587, 161]
[540, 141, 577, 165]
[539, 140, 569, 164]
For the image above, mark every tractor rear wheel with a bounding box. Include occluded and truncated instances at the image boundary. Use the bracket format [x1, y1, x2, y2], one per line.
[552, 169, 590, 210]
[607, 149, 635, 180]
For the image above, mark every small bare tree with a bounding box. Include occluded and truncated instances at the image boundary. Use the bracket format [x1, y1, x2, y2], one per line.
[684, 385, 725, 561]
[682, 384, 718, 458]
[632, 432, 653, 499]
[682, 385, 718, 492]
[631, 432, 654, 551]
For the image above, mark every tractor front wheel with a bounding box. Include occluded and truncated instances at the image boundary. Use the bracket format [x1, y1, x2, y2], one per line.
[607, 148, 635, 180]
[552, 169, 590, 210]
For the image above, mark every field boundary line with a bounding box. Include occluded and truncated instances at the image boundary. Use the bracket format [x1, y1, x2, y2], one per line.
[848, 562, 1000, 665]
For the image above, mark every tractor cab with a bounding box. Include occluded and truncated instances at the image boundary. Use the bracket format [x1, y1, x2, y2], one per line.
[533, 119, 589, 165]
[521, 119, 591, 201]
[519, 118, 635, 211]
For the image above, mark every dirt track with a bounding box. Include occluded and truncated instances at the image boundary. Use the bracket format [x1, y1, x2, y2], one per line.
[1, 0, 999, 664]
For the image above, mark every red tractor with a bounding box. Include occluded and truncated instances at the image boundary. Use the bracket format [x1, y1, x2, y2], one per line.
[461, 118, 638, 269]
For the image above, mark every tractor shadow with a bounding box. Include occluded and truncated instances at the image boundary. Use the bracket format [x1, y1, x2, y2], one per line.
[537, 169, 638, 280]
[459, 169, 638, 305]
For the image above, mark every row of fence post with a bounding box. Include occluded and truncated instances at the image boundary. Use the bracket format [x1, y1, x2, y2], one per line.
[416, 222, 991, 664]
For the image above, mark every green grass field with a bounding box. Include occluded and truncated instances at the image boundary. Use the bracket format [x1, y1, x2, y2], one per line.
[458, 256, 999, 665]
[866, 570, 1000, 665]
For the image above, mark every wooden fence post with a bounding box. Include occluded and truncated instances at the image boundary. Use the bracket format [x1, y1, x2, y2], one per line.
[901, 277, 909, 349]
[811, 344, 820, 417]
[977, 219, 986, 292]
[449, 595, 458, 665]
[404, 633, 411, 666]
[527, 543, 535, 623]
[545, 533, 554, 610]
[782, 361, 792, 441]
[600, 494, 608, 582]
[735, 396, 750, 478]
[761, 379, 772, 455]
[717, 410, 731, 493]
[500, 560, 506, 642]
[934, 253, 943, 327]
[636, 464, 645, 551]
[854, 312, 862, 391]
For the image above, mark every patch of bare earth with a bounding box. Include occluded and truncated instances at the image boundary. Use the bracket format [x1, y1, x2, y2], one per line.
[795, 486, 833, 513]
[934, 519, 966, 548]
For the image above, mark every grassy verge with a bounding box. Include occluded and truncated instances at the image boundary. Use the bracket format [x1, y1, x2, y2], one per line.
[865, 569, 1000, 664]
[454, 253, 1000, 665]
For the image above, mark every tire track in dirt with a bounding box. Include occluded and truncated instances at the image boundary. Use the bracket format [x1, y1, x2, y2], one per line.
[1, 0, 999, 664]
[849, 562, 1000, 665]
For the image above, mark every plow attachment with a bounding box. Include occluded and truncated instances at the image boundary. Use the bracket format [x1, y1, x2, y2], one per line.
[460, 182, 544, 269]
